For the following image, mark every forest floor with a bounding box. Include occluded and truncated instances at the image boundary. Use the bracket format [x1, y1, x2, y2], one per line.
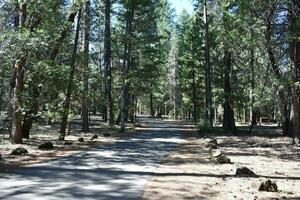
[0, 116, 299, 200]
[142, 126, 300, 200]
[0, 115, 136, 170]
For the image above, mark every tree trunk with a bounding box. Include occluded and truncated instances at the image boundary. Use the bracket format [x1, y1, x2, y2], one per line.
[289, 1, 300, 143]
[81, 0, 91, 133]
[10, 2, 27, 144]
[104, 0, 114, 126]
[22, 85, 39, 138]
[18, 1, 81, 140]
[249, 45, 257, 125]
[120, 4, 135, 132]
[265, 5, 292, 137]
[49, 0, 82, 61]
[150, 93, 154, 117]
[59, 8, 82, 140]
[11, 53, 27, 144]
[222, 50, 236, 134]
[204, 0, 213, 127]
[192, 62, 197, 125]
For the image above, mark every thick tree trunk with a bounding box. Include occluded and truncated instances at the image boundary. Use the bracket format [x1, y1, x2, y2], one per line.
[265, 5, 293, 137]
[204, 0, 213, 126]
[120, 4, 134, 132]
[289, 1, 300, 143]
[11, 53, 27, 144]
[81, 0, 91, 133]
[104, 0, 114, 126]
[22, 86, 39, 138]
[98, 33, 107, 121]
[59, 8, 82, 140]
[10, 2, 27, 144]
[222, 50, 236, 134]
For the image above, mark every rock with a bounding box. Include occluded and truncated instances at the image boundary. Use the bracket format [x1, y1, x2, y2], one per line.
[11, 147, 28, 155]
[211, 149, 222, 157]
[38, 142, 54, 150]
[91, 135, 98, 140]
[78, 137, 84, 143]
[64, 141, 73, 145]
[215, 155, 231, 164]
[235, 167, 257, 177]
[103, 133, 111, 137]
[205, 138, 218, 149]
[258, 179, 278, 192]
[0, 154, 2, 160]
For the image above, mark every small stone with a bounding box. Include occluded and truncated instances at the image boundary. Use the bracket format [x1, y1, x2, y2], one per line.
[235, 167, 257, 177]
[215, 155, 231, 164]
[78, 137, 84, 143]
[103, 133, 111, 137]
[11, 147, 28, 155]
[91, 135, 98, 140]
[64, 141, 73, 145]
[258, 179, 278, 192]
[251, 181, 259, 189]
[38, 142, 54, 150]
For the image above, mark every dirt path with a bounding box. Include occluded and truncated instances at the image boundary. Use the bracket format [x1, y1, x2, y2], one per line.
[142, 134, 300, 200]
[0, 117, 191, 200]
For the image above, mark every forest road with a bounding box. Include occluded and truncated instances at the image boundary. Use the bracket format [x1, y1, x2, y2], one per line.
[0, 117, 191, 200]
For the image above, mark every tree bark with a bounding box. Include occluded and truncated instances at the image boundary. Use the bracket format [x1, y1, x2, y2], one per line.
[81, 0, 91, 132]
[10, 2, 27, 144]
[59, 8, 82, 140]
[222, 50, 236, 134]
[120, 3, 135, 133]
[192, 61, 197, 126]
[22, 86, 39, 138]
[104, 0, 114, 126]
[265, 4, 292, 137]
[150, 93, 155, 117]
[249, 45, 257, 126]
[203, 0, 213, 127]
[49, 1, 81, 61]
[289, 1, 300, 143]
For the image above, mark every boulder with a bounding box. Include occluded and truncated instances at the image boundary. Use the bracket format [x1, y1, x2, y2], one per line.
[103, 133, 111, 137]
[259, 179, 278, 192]
[64, 141, 73, 145]
[215, 155, 231, 164]
[78, 137, 84, 143]
[38, 142, 54, 150]
[205, 138, 218, 149]
[11, 147, 28, 155]
[211, 149, 222, 157]
[235, 167, 257, 177]
[91, 135, 98, 140]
